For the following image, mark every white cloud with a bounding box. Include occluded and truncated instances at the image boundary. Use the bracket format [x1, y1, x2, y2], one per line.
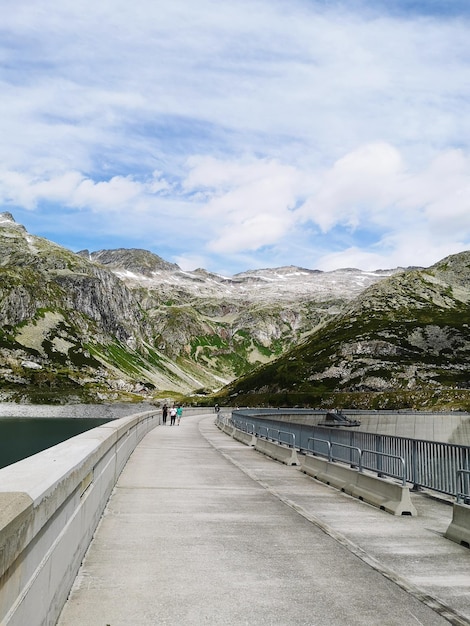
[71, 176, 143, 211]
[1, 1, 470, 273]
[298, 143, 404, 232]
[180, 143, 470, 267]
[184, 157, 301, 253]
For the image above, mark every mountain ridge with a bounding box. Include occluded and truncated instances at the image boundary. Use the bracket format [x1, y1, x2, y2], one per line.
[2, 211, 469, 410]
[219, 253, 470, 410]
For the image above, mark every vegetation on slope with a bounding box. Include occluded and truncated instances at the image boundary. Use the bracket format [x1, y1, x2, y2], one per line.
[213, 258, 470, 411]
[2, 212, 470, 409]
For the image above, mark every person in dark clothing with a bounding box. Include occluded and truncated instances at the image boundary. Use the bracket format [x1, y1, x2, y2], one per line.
[162, 404, 168, 425]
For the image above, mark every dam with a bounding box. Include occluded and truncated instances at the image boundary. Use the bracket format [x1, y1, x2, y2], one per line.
[0, 407, 469, 625]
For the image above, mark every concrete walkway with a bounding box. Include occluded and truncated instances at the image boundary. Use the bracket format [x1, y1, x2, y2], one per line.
[57, 413, 470, 626]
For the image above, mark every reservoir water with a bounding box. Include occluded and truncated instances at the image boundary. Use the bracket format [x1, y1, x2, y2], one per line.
[0, 417, 112, 470]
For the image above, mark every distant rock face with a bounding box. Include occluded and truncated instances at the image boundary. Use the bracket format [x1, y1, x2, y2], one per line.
[0, 213, 160, 402]
[223, 252, 470, 409]
[85, 242, 403, 390]
[77, 248, 179, 275]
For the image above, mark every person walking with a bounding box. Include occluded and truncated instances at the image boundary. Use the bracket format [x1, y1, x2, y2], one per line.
[170, 405, 177, 426]
[176, 404, 183, 426]
[162, 403, 168, 425]
[176, 405, 183, 425]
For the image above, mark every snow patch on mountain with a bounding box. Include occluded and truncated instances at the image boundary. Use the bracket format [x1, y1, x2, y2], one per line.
[92, 250, 404, 304]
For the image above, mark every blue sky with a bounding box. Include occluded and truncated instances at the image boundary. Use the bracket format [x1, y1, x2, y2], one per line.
[1, 0, 470, 275]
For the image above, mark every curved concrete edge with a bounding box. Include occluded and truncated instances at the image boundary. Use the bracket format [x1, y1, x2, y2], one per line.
[445, 503, 470, 548]
[0, 409, 159, 626]
[301, 454, 417, 516]
[254, 438, 299, 466]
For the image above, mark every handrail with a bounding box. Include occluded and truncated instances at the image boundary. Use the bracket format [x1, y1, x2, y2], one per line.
[360, 448, 407, 487]
[307, 436, 406, 486]
[223, 409, 470, 494]
[456, 469, 470, 504]
[232, 411, 470, 497]
[232, 418, 297, 447]
[307, 436, 331, 459]
[307, 437, 361, 466]
[266, 427, 296, 449]
[232, 418, 256, 434]
[229, 415, 412, 485]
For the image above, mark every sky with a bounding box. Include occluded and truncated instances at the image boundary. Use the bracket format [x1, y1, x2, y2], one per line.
[1, 0, 470, 275]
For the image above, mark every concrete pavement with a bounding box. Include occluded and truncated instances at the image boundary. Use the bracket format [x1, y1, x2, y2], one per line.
[57, 412, 470, 625]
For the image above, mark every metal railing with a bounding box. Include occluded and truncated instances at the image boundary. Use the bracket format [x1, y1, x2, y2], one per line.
[230, 411, 470, 499]
[307, 437, 407, 485]
[254, 423, 295, 448]
[307, 437, 361, 465]
[266, 427, 296, 449]
[216, 414, 231, 428]
[232, 416, 256, 434]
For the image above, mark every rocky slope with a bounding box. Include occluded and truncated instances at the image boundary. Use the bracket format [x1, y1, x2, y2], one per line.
[219, 252, 470, 410]
[79, 248, 400, 388]
[0, 214, 208, 401]
[0, 212, 400, 402]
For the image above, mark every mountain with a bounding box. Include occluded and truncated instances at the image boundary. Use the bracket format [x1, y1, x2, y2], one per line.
[0, 213, 210, 402]
[0, 212, 400, 403]
[218, 252, 470, 410]
[78, 248, 401, 389]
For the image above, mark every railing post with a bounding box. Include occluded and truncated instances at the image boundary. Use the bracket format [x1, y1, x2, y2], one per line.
[410, 439, 420, 491]
[349, 430, 357, 468]
[377, 435, 383, 477]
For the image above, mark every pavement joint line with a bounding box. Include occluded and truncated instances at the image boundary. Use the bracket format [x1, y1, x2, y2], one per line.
[114, 486, 259, 491]
[199, 418, 470, 626]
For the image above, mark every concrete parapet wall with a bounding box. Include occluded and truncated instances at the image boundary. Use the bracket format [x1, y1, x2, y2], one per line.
[232, 428, 257, 447]
[301, 454, 417, 516]
[0, 410, 160, 626]
[255, 438, 299, 466]
[301, 455, 356, 493]
[445, 503, 470, 548]
[351, 473, 417, 516]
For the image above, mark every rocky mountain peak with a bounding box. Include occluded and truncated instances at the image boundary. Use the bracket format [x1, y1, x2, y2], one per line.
[77, 248, 179, 277]
[0, 211, 27, 233]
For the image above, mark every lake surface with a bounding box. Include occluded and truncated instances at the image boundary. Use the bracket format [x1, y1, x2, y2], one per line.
[0, 417, 113, 470]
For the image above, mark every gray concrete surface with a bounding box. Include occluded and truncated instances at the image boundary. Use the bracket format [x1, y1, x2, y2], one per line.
[57, 413, 470, 626]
